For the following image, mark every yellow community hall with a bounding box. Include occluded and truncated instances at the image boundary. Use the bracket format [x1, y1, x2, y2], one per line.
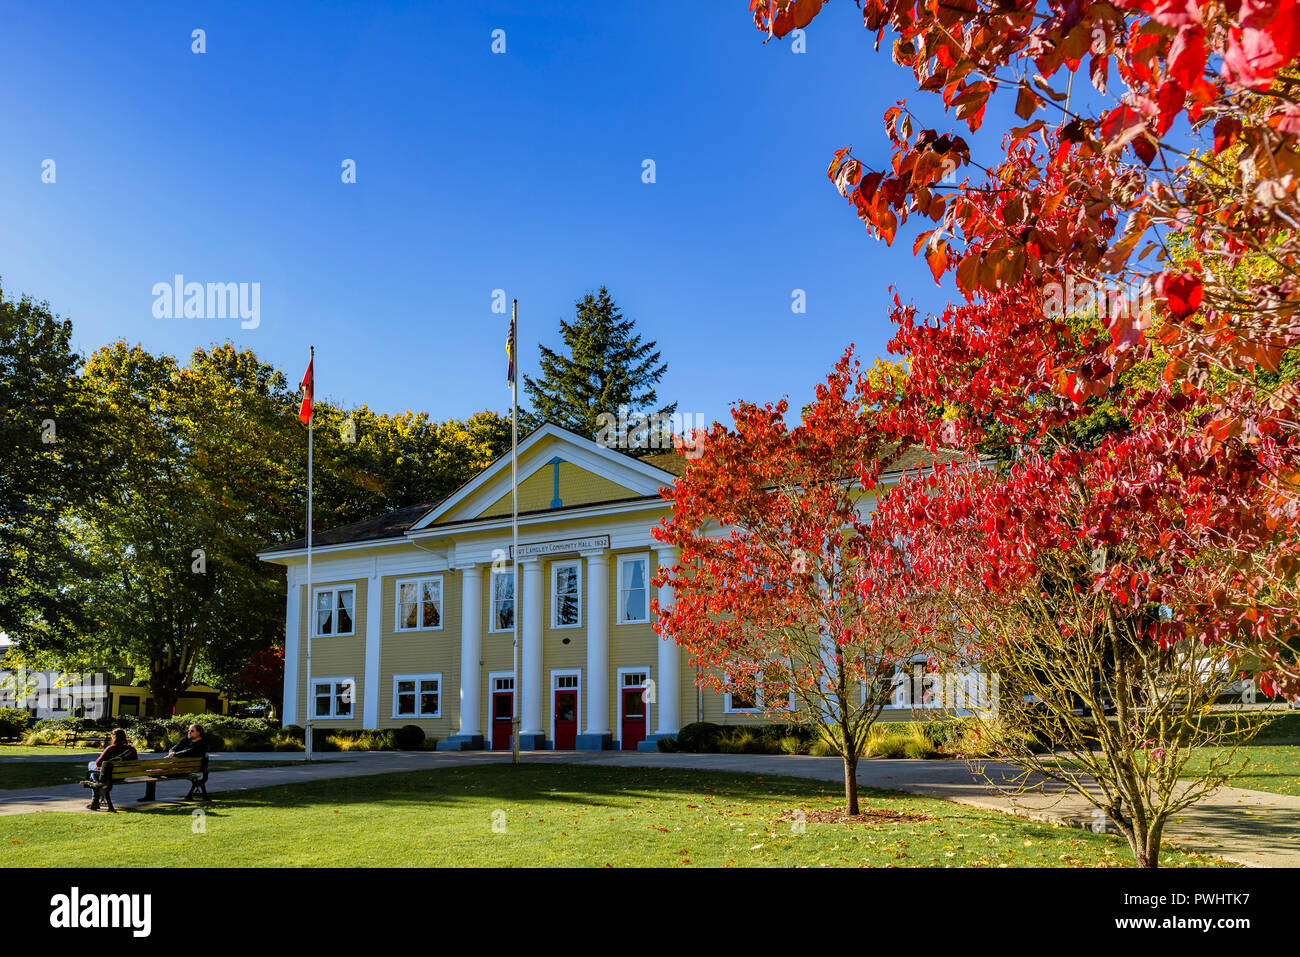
[258, 423, 952, 751]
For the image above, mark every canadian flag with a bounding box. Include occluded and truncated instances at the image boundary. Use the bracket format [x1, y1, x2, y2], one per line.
[299, 357, 314, 425]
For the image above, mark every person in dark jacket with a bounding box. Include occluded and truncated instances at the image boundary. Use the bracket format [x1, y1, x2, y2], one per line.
[86, 729, 138, 810]
[168, 723, 208, 758]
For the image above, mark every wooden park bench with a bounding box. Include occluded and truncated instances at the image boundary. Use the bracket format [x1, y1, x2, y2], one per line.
[62, 729, 108, 749]
[82, 755, 210, 812]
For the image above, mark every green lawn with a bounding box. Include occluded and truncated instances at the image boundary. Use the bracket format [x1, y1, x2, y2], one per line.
[0, 759, 311, 791]
[0, 746, 101, 757]
[1183, 744, 1300, 797]
[0, 764, 1226, 867]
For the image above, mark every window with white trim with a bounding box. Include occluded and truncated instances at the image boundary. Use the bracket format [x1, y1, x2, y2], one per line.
[314, 677, 355, 718]
[616, 554, 649, 624]
[314, 586, 356, 637]
[490, 570, 514, 633]
[552, 561, 581, 628]
[393, 673, 441, 718]
[724, 668, 793, 714]
[396, 576, 443, 631]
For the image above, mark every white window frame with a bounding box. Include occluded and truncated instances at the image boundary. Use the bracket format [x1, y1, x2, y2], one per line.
[550, 560, 582, 629]
[395, 575, 444, 633]
[392, 672, 442, 718]
[615, 553, 651, 625]
[312, 676, 356, 719]
[312, 585, 356, 638]
[488, 569, 516, 634]
[724, 669, 794, 715]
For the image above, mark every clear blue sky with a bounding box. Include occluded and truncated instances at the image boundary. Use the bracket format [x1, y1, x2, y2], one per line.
[1, 1, 959, 426]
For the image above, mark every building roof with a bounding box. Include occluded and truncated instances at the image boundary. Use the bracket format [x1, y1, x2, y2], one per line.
[260, 500, 442, 555]
[258, 423, 967, 558]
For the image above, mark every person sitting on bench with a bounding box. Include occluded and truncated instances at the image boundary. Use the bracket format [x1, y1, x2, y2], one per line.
[86, 729, 138, 810]
[168, 723, 208, 758]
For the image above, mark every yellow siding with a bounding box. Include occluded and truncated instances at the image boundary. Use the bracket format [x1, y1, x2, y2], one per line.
[478, 462, 640, 518]
[296, 578, 367, 726]
[378, 570, 461, 738]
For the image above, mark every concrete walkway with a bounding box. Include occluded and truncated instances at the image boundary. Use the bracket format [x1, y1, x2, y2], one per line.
[2, 749, 1295, 866]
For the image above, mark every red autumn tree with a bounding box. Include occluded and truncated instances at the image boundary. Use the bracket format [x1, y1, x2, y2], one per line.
[862, 444, 1271, 868]
[746, 0, 1300, 694]
[839, 269, 1281, 865]
[653, 351, 932, 815]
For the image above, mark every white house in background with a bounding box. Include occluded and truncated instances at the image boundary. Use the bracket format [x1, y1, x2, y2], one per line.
[257, 423, 972, 750]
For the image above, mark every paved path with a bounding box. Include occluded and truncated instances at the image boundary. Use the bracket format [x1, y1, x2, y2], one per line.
[2, 750, 1295, 866]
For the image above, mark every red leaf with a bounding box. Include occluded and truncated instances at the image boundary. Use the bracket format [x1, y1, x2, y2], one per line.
[925, 239, 948, 285]
[1214, 116, 1242, 153]
[1157, 271, 1204, 319]
[1155, 80, 1184, 137]
[1100, 104, 1149, 152]
[1152, 0, 1201, 27]
[1168, 26, 1206, 89]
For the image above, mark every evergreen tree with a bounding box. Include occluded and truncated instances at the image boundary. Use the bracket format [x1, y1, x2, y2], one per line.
[522, 287, 675, 452]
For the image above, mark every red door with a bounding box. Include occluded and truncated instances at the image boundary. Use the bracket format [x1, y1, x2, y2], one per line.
[554, 690, 578, 750]
[621, 687, 646, 750]
[492, 691, 514, 751]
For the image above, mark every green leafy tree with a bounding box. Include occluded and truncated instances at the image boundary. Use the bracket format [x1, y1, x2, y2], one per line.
[69, 342, 299, 716]
[305, 405, 511, 530]
[522, 287, 675, 450]
[0, 283, 104, 646]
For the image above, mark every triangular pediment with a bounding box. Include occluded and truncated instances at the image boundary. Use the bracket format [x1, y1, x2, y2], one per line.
[410, 424, 675, 528]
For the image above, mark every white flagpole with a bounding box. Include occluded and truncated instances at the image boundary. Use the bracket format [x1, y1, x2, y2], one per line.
[304, 345, 315, 762]
[511, 300, 520, 766]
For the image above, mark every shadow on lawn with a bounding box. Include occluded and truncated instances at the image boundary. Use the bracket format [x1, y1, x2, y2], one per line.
[130, 764, 943, 817]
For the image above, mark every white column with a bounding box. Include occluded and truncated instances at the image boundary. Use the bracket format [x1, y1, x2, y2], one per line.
[363, 563, 382, 727]
[457, 564, 482, 737]
[654, 545, 681, 735]
[282, 567, 300, 725]
[584, 549, 610, 736]
[520, 556, 545, 737]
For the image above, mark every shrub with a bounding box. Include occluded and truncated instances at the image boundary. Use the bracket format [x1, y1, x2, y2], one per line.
[674, 722, 724, 753]
[656, 735, 680, 752]
[902, 726, 939, 759]
[22, 728, 66, 746]
[0, 708, 31, 740]
[809, 738, 839, 757]
[777, 735, 807, 755]
[864, 725, 910, 758]
[393, 725, 425, 751]
[318, 728, 397, 751]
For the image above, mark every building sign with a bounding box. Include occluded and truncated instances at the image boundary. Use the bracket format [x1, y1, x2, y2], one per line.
[511, 535, 610, 559]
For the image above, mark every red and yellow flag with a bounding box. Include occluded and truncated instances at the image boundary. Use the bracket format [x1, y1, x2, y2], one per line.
[299, 357, 314, 425]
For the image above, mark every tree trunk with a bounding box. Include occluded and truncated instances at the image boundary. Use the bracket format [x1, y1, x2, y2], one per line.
[1126, 826, 1161, 869]
[843, 753, 859, 816]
